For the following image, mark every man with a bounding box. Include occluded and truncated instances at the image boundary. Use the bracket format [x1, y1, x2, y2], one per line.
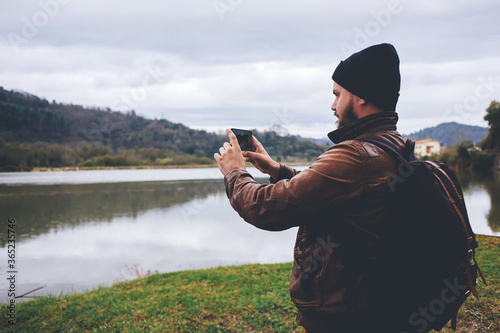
[214, 43, 403, 332]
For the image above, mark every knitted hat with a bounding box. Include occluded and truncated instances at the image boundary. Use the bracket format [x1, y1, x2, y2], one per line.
[332, 43, 400, 111]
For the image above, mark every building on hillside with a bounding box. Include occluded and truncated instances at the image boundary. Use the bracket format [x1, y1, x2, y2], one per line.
[414, 138, 441, 158]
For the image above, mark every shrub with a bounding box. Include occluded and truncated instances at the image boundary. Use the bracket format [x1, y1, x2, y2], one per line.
[79, 160, 95, 167]
[437, 148, 458, 166]
[471, 152, 496, 172]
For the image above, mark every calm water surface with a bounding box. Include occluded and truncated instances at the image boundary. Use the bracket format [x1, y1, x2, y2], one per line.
[0, 167, 498, 302]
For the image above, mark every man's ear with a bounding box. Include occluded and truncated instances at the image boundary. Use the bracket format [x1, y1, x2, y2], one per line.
[358, 97, 368, 106]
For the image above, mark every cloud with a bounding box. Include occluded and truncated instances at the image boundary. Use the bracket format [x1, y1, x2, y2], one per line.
[0, 0, 499, 138]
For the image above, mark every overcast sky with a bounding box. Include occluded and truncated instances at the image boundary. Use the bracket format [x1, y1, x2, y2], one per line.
[1, 0, 499, 138]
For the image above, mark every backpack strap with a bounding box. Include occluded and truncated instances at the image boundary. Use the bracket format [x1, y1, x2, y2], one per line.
[358, 136, 415, 162]
[425, 160, 487, 297]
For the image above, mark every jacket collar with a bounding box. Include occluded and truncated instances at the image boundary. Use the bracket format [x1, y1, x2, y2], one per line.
[327, 111, 399, 144]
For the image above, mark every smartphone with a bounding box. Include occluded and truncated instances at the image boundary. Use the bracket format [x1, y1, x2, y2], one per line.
[231, 128, 254, 151]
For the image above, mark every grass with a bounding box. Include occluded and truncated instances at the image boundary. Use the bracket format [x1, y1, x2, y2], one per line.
[1, 235, 498, 332]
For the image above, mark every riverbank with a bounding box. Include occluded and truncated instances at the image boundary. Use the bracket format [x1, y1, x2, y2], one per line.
[3, 161, 312, 172]
[1, 235, 498, 332]
[30, 163, 219, 172]
[3, 163, 219, 172]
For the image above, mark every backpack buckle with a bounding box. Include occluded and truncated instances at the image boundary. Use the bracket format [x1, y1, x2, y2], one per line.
[467, 249, 474, 262]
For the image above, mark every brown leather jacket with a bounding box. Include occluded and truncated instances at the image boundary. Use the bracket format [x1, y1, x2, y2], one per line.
[224, 112, 404, 332]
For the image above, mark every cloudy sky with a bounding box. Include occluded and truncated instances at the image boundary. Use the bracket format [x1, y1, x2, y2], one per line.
[1, 0, 499, 138]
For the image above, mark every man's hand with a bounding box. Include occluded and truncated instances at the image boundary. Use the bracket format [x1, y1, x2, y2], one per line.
[242, 136, 281, 179]
[214, 129, 246, 175]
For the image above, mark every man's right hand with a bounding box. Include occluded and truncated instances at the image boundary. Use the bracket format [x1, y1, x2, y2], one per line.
[242, 136, 281, 179]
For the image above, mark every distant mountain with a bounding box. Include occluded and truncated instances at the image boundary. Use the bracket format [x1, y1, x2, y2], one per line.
[404, 122, 488, 147]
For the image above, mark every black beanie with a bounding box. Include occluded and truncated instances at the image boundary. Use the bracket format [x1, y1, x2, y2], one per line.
[332, 43, 400, 111]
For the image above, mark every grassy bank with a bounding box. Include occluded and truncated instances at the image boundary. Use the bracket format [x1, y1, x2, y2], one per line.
[1, 235, 498, 332]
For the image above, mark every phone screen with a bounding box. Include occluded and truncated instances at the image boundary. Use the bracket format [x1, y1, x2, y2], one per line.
[231, 128, 253, 151]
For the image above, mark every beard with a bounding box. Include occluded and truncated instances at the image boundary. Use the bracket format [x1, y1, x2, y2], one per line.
[337, 99, 358, 128]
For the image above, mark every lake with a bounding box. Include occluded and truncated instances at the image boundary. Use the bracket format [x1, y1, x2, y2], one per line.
[0, 167, 499, 302]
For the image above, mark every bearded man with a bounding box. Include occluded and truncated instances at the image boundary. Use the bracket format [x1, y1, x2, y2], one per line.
[214, 43, 403, 333]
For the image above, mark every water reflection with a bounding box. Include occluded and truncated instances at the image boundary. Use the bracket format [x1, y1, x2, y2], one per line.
[0, 180, 225, 247]
[8, 190, 298, 299]
[457, 171, 500, 233]
[483, 172, 500, 233]
[0, 176, 298, 300]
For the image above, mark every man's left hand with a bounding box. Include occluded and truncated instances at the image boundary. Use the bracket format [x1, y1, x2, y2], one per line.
[214, 129, 246, 175]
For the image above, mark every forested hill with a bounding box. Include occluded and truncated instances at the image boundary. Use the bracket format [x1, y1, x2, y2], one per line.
[0, 87, 328, 170]
[0, 87, 222, 153]
[405, 122, 488, 147]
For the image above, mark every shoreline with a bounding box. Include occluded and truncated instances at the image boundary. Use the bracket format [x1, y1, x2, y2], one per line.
[2, 164, 218, 173]
[1, 161, 313, 173]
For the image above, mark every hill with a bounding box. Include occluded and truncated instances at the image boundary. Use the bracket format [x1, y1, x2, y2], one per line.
[404, 122, 488, 147]
[0, 87, 328, 170]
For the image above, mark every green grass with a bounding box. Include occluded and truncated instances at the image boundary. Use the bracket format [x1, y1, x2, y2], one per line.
[1, 235, 498, 332]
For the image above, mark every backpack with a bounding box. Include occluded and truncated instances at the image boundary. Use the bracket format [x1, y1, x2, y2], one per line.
[359, 137, 487, 333]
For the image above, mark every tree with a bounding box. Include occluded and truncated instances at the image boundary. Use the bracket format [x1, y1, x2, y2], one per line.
[483, 100, 500, 150]
[456, 141, 471, 170]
